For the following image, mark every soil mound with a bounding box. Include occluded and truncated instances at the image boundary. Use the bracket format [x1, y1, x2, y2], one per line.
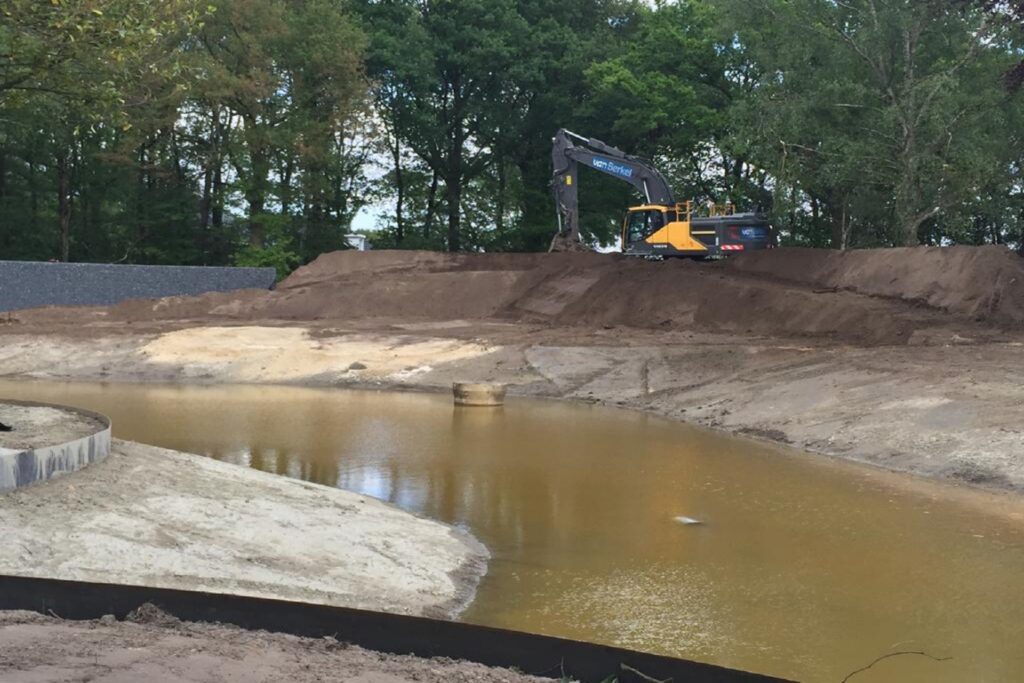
[21, 246, 1022, 345]
[265, 250, 611, 322]
[728, 246, 1024, 327]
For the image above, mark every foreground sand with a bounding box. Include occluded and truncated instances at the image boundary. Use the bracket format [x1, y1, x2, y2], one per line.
[0, 608, 546, 683]
[0, 440, 487, 619]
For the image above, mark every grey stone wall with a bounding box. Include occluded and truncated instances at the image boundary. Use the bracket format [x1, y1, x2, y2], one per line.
[0, 260, 276, 313]
[0, 402, 112, 492]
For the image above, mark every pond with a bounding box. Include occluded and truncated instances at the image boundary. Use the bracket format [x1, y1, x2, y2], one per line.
[3, 379, 1022, 682]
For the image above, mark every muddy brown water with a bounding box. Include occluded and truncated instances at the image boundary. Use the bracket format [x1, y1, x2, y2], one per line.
[2, 380, 1023, 683]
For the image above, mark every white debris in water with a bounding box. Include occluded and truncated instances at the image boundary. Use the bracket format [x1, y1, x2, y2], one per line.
[673, 515, 703, 525]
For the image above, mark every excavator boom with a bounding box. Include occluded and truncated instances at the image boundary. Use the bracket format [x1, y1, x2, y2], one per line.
[551, 129, 674, 242]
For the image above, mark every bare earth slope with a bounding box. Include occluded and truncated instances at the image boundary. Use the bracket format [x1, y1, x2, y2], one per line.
[730, 245, 1024, 327]
[3, 246, 1024, 491]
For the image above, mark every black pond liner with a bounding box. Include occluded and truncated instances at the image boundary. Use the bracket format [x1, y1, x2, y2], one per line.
[0, 574, 792, 682]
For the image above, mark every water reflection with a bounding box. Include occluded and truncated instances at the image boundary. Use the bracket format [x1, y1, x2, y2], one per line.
[2, 380, 1023, 683]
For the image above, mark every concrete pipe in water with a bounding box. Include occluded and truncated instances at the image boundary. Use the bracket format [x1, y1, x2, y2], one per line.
[452, 383, 506, 407]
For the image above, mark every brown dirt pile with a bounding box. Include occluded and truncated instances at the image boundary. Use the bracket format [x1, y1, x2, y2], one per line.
[728, 245, 1024, 327]
[15, 246, 1024, 346]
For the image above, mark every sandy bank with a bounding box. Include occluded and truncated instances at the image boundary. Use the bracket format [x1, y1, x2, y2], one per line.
[0, 439, 487, 619]
[0, 608, 547, 683]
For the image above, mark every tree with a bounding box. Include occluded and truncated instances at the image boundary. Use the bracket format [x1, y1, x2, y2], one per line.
[583, 0, 734, 242]
[1, 0, 206, 260]
[971, 0, 1024, 90]
[716, 0, 1021, 247]
[361, 0, 528, 252]
[196, 0, 366, 250]
[361, 0, 648, 251]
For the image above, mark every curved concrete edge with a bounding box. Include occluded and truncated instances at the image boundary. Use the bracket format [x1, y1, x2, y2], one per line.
[0, 400, 111, 492]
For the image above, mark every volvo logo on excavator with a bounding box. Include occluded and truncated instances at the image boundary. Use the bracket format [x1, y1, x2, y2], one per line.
[591, 156, 633, 179]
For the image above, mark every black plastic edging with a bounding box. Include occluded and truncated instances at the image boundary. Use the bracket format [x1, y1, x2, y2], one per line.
[0, 575, 792, 682]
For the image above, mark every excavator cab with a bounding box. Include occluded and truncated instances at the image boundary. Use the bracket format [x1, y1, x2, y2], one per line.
[624, 207, 665, 245]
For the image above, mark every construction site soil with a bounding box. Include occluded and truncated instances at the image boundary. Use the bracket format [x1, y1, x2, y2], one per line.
[0, 608, 548, 683]
[3, 245, 1024, 492]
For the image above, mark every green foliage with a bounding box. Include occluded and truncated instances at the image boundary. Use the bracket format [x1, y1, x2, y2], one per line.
[715, 0, 1023, 247]
[1, 0, 1023, 264]
[0, 0, 207, 116]
[234, 243, 302, 281]
[0, 0, 369, 265]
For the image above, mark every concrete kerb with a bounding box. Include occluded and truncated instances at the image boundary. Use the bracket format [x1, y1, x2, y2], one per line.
[0, 400, 112, 492]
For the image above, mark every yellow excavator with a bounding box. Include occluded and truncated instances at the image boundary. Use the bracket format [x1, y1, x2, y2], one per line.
[551, 128, 774, 256]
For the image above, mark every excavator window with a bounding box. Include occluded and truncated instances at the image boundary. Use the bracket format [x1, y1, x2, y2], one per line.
[625, 210, 664, 245]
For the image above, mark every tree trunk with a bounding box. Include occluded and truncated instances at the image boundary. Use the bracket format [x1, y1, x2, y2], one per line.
[212, 163, 224, 230]
[445, 174, 461, 252]
[444, 74, 466, 253]
[897, 199, 923, 246]
[390, 130, 405, 243]
[135, 142, 148, 259]
[898, 206, 938, 247]
[830, 202, 850, 251]
[810, 194, 821, 245]
[170, 129, 185, 183]
[0, 148, 8, 250]
[247, 149, 268, 248]
[495, 158, 506, 235]
[280, 157, 294, 216]
[445, 112, 465, 252]
[56, 151, 71, 261]
[211, 111, 228, 238]
[199, 167, 213, 233]
[424, 169, 438, 240]
[28, 155, 38, 238]
[244, 116, 270, 248]
[198, 111, 217, 247]
[1018, 211, 1024, 256]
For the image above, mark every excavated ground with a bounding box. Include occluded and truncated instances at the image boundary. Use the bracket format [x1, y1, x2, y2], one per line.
[2, 245, 1024, 491]
[0, 608, 548, 683]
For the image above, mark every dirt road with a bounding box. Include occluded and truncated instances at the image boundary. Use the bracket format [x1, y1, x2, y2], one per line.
[2, 246, 1023, 492]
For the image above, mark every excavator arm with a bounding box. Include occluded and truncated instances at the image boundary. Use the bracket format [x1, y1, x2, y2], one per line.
[551, 128, 675, 242]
